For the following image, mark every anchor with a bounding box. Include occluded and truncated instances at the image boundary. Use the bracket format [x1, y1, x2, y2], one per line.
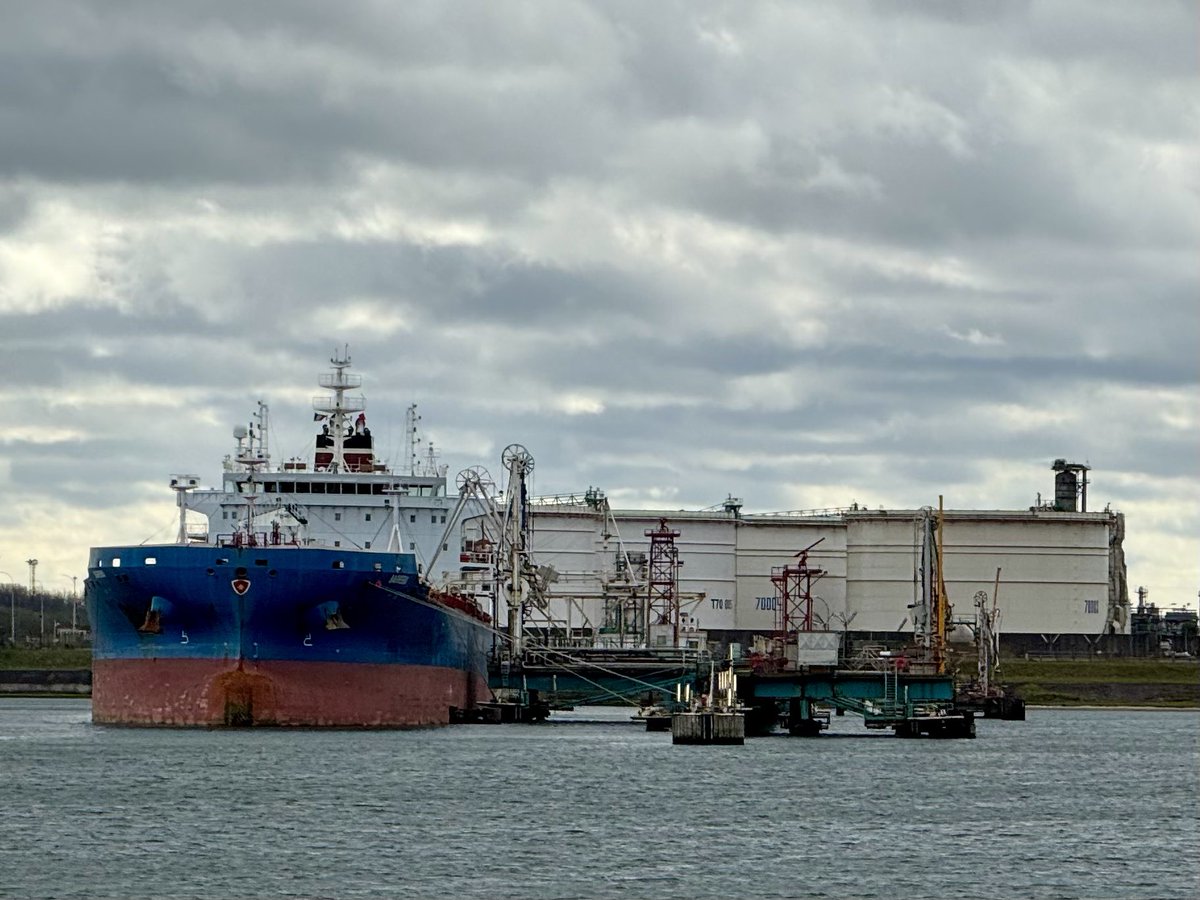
[137, 596, 172, 634]
[316, 600, 350, 631]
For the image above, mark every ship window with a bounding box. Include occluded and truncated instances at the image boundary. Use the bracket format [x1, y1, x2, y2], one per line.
[440, 515, 446, 524]
[443, 543, 449, 551]
[409, 514, 416, 523]
[311, 483, 326, 494]
[365, 513, 372, 522]
[279, 482, 295, 493]
[409, 542, 415, 550]
[357, 484, 372, 495]
[364, 542, 371, 549]
[95, 559, 103, 567]
[145, 557, 157, 566]
[332, 560, 344, 569]
[334, 512, 342, 521]
[112, 558, 121, 567]
[296, 483, 310, 494]
[264, 482, 277, 493]
[222, 511, 229, 520]
[255, 559, 268, 567]
[372, 484, 385, 495]
[333, 541, 341, 547]
[431, 515, 437, 525]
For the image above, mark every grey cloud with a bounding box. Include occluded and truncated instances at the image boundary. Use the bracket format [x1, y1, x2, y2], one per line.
[0, 0, 1195, 600]
[0, 186, 31, 233]
[0, 2, 623, 186]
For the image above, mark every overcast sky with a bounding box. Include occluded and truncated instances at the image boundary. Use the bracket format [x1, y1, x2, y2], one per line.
[0, 1, 1196, 609]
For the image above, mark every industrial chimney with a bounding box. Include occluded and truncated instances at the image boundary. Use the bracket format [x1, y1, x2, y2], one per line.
[1051, 459, 1091, 512]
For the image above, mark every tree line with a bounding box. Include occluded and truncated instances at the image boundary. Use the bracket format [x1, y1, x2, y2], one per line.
[0, 585, 89, 647]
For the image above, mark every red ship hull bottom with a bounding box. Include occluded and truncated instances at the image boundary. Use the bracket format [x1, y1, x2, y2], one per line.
[92, 658, 490, 727]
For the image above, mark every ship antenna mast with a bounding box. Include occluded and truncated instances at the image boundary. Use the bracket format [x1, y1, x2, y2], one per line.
[253, 401, 271, 469]
[404, 404, 422, 477]
[235, 419, 269, 542]
[313, 346, 364, 474]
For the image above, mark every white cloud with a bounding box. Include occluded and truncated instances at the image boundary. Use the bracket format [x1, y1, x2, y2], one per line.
[944, 326, 1005, 347]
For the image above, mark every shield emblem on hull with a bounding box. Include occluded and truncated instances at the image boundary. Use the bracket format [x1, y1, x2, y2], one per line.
[231, 578, 251, 596]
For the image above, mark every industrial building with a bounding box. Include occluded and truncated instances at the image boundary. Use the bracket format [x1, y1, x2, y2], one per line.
[515, 461, 1129, 655]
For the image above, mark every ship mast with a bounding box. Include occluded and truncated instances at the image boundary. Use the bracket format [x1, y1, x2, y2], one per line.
[170, 475, 201, 544]
[313, 348, 365, 474]
[253, 401, 270, 469]
[234, 416, 269, 541]
[404, 404, 421, 476]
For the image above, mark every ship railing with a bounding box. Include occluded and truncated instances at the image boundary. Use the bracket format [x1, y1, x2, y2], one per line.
[216, 531, 300, 549]
[313, 395, 365, 413]
[458, 550, 494, 565]
[318, 373, 362, 390]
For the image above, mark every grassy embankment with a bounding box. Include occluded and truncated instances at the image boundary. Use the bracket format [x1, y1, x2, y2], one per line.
[996, 657, 1199, 708]
[0, 647, 92, 670]
[1, 649, 1196, 707]
[0, 648, 92, 697]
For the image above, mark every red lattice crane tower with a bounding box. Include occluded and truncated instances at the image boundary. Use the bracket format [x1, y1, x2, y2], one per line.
[771, 538, 826, 636]
[644, 518, 682, 647]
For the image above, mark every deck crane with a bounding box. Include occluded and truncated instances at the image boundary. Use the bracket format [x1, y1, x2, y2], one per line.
[426, 445, 554, 658]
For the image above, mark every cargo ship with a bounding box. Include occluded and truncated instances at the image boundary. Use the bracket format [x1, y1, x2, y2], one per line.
[85, 353, 494, 726]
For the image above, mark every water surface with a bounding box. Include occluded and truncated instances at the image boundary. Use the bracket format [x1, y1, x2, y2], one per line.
[2, 699, 1196, 899]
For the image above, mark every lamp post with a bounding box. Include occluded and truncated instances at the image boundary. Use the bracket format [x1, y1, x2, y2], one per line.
[0, 571, 14, 646]
[62, 575, 79, 631]
[26, 559, 39, 645]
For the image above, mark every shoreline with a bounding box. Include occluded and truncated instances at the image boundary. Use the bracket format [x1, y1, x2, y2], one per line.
[1, 696, 1195, 713]
[1025, 704, 1198, 712]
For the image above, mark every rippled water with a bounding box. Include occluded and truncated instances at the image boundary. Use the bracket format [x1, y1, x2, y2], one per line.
[1, 699, 1196, 899]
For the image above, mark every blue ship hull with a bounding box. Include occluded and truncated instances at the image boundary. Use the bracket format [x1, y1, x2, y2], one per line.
[85, 544, 494, 726]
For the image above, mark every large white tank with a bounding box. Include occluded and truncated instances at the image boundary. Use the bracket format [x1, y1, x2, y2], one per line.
[527, 503, 1126, 640]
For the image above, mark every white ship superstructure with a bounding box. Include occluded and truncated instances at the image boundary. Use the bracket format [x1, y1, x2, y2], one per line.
[181, 352, 480, 583]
